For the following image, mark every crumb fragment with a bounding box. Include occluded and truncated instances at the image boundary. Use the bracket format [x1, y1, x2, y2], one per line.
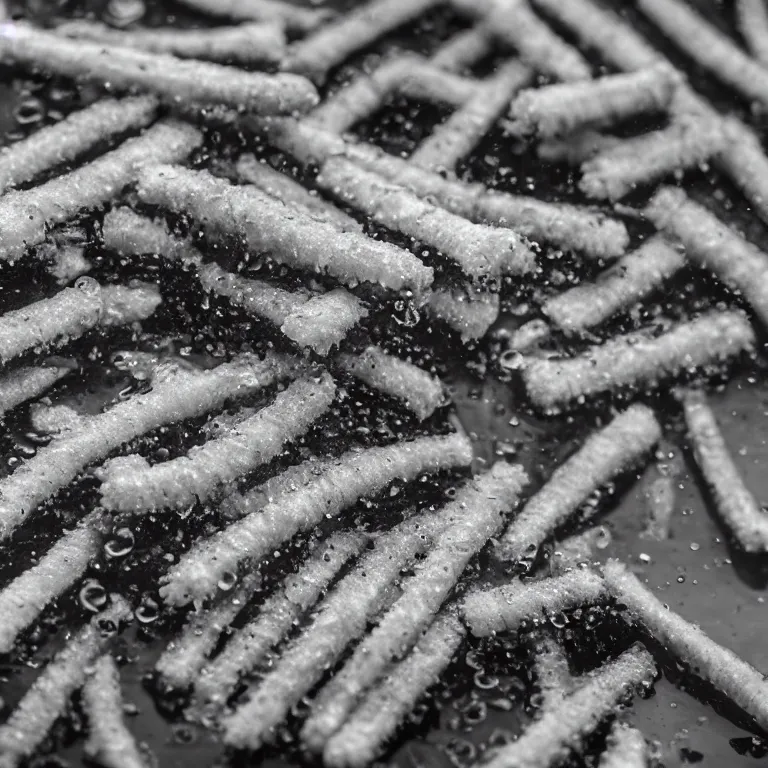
[137, 164, 433, 293]
[510, 66, 680, 140]
[322, 610, 466, 768]
[189, 531, 368, 716]
[462, 569, 607, 636]
[496, 405, 661, 561]
[0, 22, 317, 114]
[98, 372, 334, 513]
[523, 311, 755, 412]
[680, 388, 768, 552]
[0, 597, 132, 768]
[0, 120, 202, 263]
[645, 186, 768, 328]
[0, 95, 157, 193]
[0, 510, 103, 654]
[82, 655, 151, 768]
[542, 235, 685, 335]
[605, 559, 768, 731]
[300, 463, 528, 753]
[160, 432, 473, 607]
[55, 20, 286, 65]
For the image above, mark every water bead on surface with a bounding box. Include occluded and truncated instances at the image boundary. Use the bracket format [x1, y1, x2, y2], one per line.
[13, 97, 44, 126]
[217, 571, 238, 592]
[104, 528, 135, 558]
[79, 580, 108, 612]
[135, 597, 159, 624]
[104, 0, 146, 27]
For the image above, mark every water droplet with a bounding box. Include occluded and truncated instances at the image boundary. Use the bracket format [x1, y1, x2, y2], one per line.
[171, 724, 196, 744]
[446, 737, 476, 761]
[117, 385, 135, 401]
[105, 528, 135, 558]
[13, 97, 44, 126]
[406, 701, 429, 725]
[96, 618, 119, 636]
[17, 440, 37, 458]
[549, 611, 568, 628]
[217, 571, 238, 592]
[462, 699, 487, 725]
[594, 525, 612, 550]
[105, 0, 146, 26]
[499, 350, 524, 371]
[24, 430, 51, 446]
[79, 580, 107, 612]
[135, 597, 159, 624]
[495, 441, 517, 457]
[393, 301, 420, 327]
[290, 696, 312, 718]
[488, 728, 514, 747]
[473, 672, 498, 690]
[529, 690, 545, 709]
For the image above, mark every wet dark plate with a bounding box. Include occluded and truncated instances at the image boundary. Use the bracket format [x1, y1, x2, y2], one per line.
[1, 0, 767, 766]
